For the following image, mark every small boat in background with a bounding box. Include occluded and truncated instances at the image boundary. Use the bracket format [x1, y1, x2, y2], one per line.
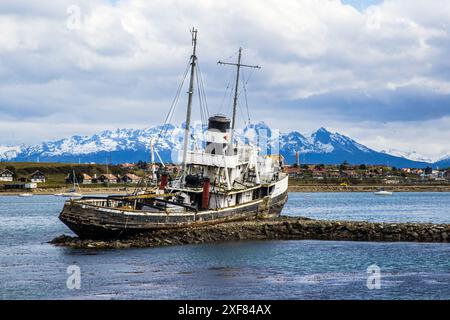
[55, 193, 83, 198]
[19, 193, 33, 197]
[374, 189, 393, 196]
[59, 191, 83, 198]
[55, 170, 83, 198]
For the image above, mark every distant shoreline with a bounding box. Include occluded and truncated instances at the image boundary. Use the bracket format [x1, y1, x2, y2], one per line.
[288, 184, 450, 193]
[0, 185, 450, 196]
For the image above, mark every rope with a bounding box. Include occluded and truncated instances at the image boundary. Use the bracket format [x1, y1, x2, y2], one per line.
[218, 69, 234, 115]
[241, 68, 253, 125]
[155, 58, 191, 145]
[218, 49, 240, 64]
[196, 61, 210, 119]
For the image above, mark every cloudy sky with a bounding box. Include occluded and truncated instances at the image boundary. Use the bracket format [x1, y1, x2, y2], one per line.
[0, 0, 449, 160]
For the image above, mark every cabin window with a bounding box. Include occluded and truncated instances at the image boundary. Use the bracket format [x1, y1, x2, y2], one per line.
[261, 188, 269, 197]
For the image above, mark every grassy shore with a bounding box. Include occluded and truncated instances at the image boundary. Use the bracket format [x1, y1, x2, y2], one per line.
[1, 162, 449, 195]
[0, 162, 141, 195]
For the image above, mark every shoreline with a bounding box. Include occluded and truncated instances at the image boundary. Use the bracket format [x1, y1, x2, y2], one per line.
[1, 185, 449, 195]
[50, 216, 450, 249]
[288, 185, 450, 193]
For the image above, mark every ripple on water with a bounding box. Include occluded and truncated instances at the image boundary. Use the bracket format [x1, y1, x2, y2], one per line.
[1, 194, 450, 299]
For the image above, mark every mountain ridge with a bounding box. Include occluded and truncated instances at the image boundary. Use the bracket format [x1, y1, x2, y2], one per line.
[0, 124, 445, 168]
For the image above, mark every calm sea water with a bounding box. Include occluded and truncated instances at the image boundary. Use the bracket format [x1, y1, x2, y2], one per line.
[284, 192, 450, 224]
[1, 193, 450, 300]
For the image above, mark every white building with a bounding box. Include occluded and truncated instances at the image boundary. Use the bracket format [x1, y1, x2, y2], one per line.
[25, 183, 37, 189]
[30, 170, 46, 183]
[0, 169, 14, 182]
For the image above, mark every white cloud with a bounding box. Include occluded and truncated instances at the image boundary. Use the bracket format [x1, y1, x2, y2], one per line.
[0, 0, 449, 157]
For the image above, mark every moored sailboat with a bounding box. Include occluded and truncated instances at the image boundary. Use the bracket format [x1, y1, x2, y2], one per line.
[55, 170, 83, 198]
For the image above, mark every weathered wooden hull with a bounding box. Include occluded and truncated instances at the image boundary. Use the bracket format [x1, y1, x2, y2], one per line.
[59, 191, 288, 239]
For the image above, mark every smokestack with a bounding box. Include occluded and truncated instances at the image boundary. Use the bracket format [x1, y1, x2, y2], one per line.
[206, 115, 231, 155]
[295, 150, 300, 167]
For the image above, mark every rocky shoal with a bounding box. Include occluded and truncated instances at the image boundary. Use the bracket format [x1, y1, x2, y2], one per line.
[49, 216, 450, 249]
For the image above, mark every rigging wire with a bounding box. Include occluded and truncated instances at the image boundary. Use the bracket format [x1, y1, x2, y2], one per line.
[237, 99, 247, 128]
[224, 65, 256, 128]
[153, 54, 212, 162]
[226, 75, 236, 119]
[218, 68, 235, 115]
[154, 47, 257, 163]
[217, 49, 240, 115]
[195, 67, 207, 130]
[196, 60, 210, 126]
[198, 63, 210, 119]
[155, 58, 191, 145]
[218, 50, 240, 64]
[241, 68, 252, 125]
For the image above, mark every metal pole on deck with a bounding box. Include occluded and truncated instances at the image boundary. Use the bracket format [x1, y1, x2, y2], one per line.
[181, 28, 198, 175]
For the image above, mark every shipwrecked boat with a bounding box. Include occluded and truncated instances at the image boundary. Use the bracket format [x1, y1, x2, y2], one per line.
[59, 29, 288, 239]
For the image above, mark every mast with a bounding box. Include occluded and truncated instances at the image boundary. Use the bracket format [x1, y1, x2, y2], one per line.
[231, 48, 242, 135]
[181, 28, 198, 174]
[150, 139, 156, 182]
[218, 48, 260, 151]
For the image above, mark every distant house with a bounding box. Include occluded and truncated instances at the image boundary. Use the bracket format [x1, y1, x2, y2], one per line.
[313, 175, 324, 180]
[120, 173, 141, 184]
[341, 170, 358, 178]
[445, 170, 450, 179]
[3, 182, 37, 190]
[120, 163, 136, 169]
[384, 178, 400, 185]
[81, 174, 92, 184]
[25, 182, 37, 189]
[30, 170, 46, 183]
[283, 166, 302, 177]
[326, 171, 341, 179]
[0, 169, 14, 182]
[312, 171, 325, 180]
[66, 173, 92, 185]
[97, 174, 118, 184]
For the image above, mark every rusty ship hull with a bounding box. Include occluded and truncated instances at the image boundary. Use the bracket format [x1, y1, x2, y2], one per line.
[59, 190, 288, 239]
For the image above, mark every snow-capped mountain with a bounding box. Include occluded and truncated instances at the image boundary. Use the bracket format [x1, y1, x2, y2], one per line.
[381, 149, 434, 164]
[0, 145, 24, 161]
[275, 127, 432, 167]
[0, 125, 186, 164]
[0, 124, 439, 168]
[434, 154, 450, 168]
